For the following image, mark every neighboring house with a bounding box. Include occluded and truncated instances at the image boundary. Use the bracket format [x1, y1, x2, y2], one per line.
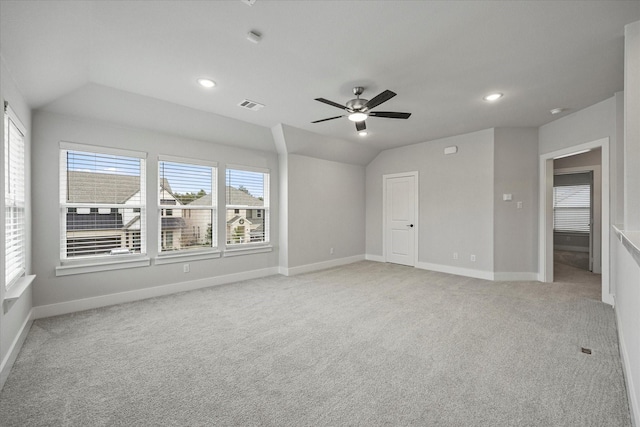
[66, 173, 186, 256]
[159, 178, 186, 252]
[186, 186, 265, 245]
[66, 171, 142, 257]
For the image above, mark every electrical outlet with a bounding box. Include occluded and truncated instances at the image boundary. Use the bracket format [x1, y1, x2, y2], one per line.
[470, 254, 476, 262]
[517, 201, 523, 209]
[183, 264, 190, 273]
[330, 247, 334, 255]
[453, 252, 458, 260]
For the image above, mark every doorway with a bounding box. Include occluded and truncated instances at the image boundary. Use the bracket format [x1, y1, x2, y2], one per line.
[383, 172, 418, 266]
[553, 170, 594, 272]
[538, 138, 611, 304]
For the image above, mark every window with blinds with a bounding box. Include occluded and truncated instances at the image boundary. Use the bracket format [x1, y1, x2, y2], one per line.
[158, 157, 217, 252]
[60, 144, 146, 260]
[4, 104, 26, 289]
[226, 167, 269, 245]
[553, 184, 591, 233]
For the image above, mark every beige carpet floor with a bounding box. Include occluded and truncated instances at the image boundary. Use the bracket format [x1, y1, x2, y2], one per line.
[0, 261, 629, 426]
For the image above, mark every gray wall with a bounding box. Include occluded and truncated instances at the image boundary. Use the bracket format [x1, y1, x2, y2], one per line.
[493, 128, 539, 275]
[366, 129, 495, 273]
[31, 111, 279, 307]
[0, 58, 33, 383]
[287, 154, 365, 267]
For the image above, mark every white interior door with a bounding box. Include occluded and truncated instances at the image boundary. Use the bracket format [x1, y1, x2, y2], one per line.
[384, 173, 417, 266]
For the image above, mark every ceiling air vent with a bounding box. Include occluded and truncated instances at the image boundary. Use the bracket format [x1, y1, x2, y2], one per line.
[238, 99, 265, 111]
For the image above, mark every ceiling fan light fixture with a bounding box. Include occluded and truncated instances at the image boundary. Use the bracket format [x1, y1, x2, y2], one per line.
[197, 78, 216, 88]
[483, 93, 503, 102]
[348, 112, 368, 122]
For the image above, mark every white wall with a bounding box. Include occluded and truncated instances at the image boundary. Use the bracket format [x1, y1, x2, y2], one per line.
[286, 154, 365, 269]
[366, 129, 495, 276]
[31, 111, 279, 310]
[493, 128, 539, 278]
[0, 58, 33, 388]
[616, 19, 640, 425]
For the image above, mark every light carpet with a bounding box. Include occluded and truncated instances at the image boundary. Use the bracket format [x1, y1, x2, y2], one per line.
[0, 261, 630, 426]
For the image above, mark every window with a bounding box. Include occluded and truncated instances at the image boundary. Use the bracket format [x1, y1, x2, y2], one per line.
[226, 167, 269, 245]
[60, 143, 146, 260]
[4, 103, 26, 289]
[553, 184, 591, 233]
[158, 157, 216, 253]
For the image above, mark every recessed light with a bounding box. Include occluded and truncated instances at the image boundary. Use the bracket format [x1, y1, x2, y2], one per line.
[483, 93, 503, 102]
[197, 78, 216, 88]
[358, 131, 368, 137]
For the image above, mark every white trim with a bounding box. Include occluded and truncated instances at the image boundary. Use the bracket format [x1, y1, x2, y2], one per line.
[616, 303, 640, 427]
[34, 267, 279, 320]
[0, 309, 33, 391]
[154, 250, 221, 265]
[225, 163, 270, 174]
[493, 272, 539, 282]
[55, 257, 151, 276]
[60, 141, 147, 159]
[416, 261, 494, 281]
[224, 245, 273, 257]
[158, 154, 218, 168]
[539, 138, 611, 304]
[4, 103, 26, 135]
[382, 171, 419, 266]
[365, 254, 385, 263]
[279, 254, 365, 276]
[3, 274, 35, 311]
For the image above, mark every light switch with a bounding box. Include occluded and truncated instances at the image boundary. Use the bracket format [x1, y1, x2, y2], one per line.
[503, 194, 513, 201]
[517, 201, 523, 209]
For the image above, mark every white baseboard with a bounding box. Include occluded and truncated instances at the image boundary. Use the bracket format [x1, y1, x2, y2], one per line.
[616, 305, 640, 427]
[493, 272, 539, 281]
[365, 254, 385, 263]
[0, 310, 33, 391]
[280, 255, 365, 276]
[416, 262, 494, 281]
[32, 267, 279, 320]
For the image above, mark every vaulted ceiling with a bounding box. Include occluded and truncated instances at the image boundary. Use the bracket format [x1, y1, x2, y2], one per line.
[1, 1, 639, 152]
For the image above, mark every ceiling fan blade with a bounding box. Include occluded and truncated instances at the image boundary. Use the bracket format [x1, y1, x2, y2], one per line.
[364, 90, 396, 110]
[369, 111, 412, 119]
[311, 115, 344, 123]
[315, 98, 347, 110]
[355, 120, 366, 132]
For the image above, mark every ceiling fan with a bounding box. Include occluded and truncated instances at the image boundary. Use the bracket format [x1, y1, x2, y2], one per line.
[312, 87, 411, 132]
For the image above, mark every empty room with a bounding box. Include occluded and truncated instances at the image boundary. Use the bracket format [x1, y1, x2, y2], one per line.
[1, 1, 640, 425]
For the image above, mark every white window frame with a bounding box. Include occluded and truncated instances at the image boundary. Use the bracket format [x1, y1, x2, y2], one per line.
[56, 142, 149, 276]
[4, 103, 26, 290]
[224, 165, 271, 256]
[155, 155, 220, 264]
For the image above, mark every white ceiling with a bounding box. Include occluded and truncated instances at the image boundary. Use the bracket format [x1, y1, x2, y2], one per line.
[1, 0, 639, 152]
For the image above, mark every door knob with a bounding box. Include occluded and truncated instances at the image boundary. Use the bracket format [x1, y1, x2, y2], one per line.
[407, 224, 414, 228]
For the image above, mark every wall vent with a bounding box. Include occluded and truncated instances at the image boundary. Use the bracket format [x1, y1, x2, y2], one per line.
[238, 99, 265, 111]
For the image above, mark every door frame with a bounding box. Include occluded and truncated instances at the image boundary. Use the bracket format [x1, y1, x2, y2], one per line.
[382, 171, 419, 266]
[538, 137, 611, 304]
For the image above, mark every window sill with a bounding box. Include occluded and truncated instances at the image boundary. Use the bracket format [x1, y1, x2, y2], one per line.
[154, 250, 221, 265]
[224, 244, 273, 257]
[3, 275, 36, 313]
[55, 257, 151, 276]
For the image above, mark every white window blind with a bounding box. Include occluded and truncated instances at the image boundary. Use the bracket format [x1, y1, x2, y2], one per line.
[4, 104, 26, 288]
[158, 158, 216, 252]
[60, 145, 146, 259]
[553, 184, 591, 233]
[226, 167, 269, 245]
